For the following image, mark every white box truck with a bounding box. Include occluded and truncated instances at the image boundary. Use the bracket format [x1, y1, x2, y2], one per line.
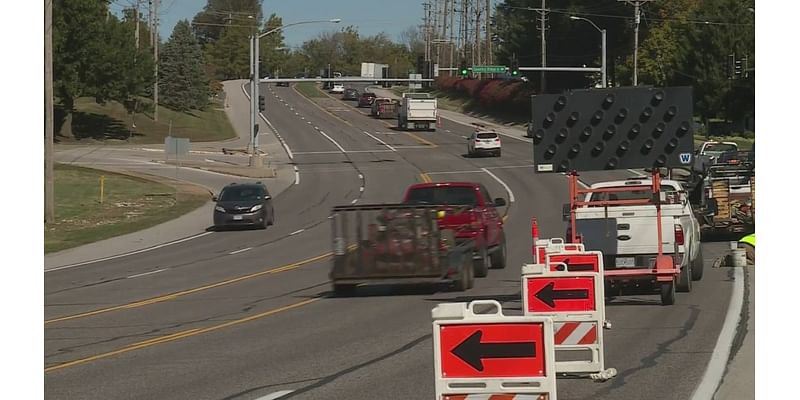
[398, 93, 438, 131]
[360, 62, 388, 79]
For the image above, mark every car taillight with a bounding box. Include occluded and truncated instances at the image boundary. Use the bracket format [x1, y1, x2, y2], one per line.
[674, 224, 684, 246]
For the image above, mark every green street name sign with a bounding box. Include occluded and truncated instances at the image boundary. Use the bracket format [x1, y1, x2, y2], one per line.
[471, 65, 508, 73]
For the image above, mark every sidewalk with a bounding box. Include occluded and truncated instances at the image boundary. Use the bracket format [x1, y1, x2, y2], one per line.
[45, 80, 295, 270]
[714, 264, 755, 400]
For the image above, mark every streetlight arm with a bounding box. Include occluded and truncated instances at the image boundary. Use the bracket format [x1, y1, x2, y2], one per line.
[570, 16, 602, 33]
[258, 19, 341, 39]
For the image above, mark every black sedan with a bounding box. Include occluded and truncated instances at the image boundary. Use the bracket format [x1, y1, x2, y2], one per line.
[213, 182, 275, 229]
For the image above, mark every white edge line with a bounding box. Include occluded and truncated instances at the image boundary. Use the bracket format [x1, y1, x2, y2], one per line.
[690, 267, 745, 400]
[289, 229, 305, 236]
[351, 198, 359, 204]
[229, 247, 253, 255]
[481, 168, 515, 203]
[427, 170, 484, 175]
[443, 116, 531, 143]
[362, 131, 397, 152]
[317, 130, 348, 153]
[126, 269, 166, 279]
[294, 165, 300, 185]
[45, 232, 214, 272]
[255, 390, 295, 400]
[259, 113, 294, 160]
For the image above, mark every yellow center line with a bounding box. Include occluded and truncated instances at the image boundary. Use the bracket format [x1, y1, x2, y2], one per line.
[419, 173, 432, 183]
[406, 132, 438, 147]
[45, 251, 335, 325]
[44, 297, 319, 373]
[294, 84, 354, 127]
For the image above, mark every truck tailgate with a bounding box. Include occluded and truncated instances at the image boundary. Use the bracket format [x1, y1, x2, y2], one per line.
[406, 100, 437, 120]
[575, 208, 677, 255]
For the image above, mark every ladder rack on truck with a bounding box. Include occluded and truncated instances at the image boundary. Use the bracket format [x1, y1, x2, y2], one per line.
[565, 169, 681, 305]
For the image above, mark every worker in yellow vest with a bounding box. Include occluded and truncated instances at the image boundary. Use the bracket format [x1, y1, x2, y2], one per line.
[739, 234, 755, 264]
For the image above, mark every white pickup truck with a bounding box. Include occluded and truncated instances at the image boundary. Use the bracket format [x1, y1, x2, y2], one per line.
[571, 178, 704, 293]
[398, 93, 437, 131]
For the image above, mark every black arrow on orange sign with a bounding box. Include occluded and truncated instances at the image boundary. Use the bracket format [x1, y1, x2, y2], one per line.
[451, 330, 537, 371]
[535, 281, 589, 308]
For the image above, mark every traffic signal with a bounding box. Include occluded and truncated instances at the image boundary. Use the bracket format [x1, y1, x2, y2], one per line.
[258, 95, 265, 112]
[510, 59, 520, 76]
[734, 59, 743, 78]
[459, 60, 468, 77]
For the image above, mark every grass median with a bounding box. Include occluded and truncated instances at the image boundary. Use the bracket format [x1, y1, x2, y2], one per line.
[45, 164, 210, 254]
[294, 82, 326, 98]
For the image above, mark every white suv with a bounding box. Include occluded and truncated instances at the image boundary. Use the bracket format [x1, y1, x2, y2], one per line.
[330, 84, 345, 94]
[467, 130, 501, 157]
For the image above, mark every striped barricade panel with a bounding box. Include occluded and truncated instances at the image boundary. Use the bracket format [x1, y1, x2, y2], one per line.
[521, 260, 608, 377]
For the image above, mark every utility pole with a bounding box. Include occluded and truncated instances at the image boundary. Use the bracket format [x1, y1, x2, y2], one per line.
[474, 0, 481, 70]
[538, 0, 548, 93]
[135, 0, 140, 49]
[149, 0, 154, 47]
[153, 0, 159, 121]
[485, 0, 492, 66]
[449, 0, 455, 76]
[423, 2, 431, 63]
[620, 0, 654, 86]
[45, 0, 55, 223]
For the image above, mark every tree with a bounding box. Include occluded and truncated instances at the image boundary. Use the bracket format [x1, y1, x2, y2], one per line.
[674, 0, 754, 122]
[191, 0, 262, 46]
[160, 20, 210, 111]
[259, 14, 288, 77]
[53, 0, 154, 137]
[205, 23, 254, 80]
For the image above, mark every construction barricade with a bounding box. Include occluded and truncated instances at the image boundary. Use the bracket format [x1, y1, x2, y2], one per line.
[432, 300, 558, 400]
[521, 252, 616, 381]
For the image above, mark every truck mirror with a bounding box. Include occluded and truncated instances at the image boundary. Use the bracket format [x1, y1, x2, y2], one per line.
[493, 198, 507, 207]
[562, 203, 571, 221]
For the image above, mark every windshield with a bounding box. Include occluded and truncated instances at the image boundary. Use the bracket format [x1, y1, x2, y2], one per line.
[704, 143, 737, 153]
[588, 185, 680, 204]
[406, 187, 479, 206]
[219, 186, 265, 201]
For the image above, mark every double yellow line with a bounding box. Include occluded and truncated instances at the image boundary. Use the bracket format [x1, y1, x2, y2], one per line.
[420, 172, 433, 183]
[46, 252, 334, 325]
[45, 297, 319, 372]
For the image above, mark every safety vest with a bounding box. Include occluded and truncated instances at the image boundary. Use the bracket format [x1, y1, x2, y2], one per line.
[739, 234, 755, 247]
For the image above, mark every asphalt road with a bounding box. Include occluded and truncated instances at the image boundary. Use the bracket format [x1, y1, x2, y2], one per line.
[45, 81, 737, 400]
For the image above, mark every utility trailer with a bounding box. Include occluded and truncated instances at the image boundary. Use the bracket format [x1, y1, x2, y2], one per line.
[329, 204, 475, 296]
[564, 170, 683, 305]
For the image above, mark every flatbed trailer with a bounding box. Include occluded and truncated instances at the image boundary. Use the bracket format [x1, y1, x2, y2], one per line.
[329, 204, 475, 295]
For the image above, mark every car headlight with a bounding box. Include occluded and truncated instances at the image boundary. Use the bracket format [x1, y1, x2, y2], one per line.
[250, 204, 263, 212]
[215, 205, 226, 213]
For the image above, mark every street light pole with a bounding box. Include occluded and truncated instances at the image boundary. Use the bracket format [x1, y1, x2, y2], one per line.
[570, 16, 607, 88]
[249, 19, 341, 166]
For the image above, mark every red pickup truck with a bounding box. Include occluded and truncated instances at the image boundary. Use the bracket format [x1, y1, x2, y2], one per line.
[402, 182, 507, 278]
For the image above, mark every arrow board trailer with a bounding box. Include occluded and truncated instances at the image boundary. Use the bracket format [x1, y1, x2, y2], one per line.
[432, 300, 557, 400]
[521, 262, 613, 379]
[329, 204, 477, 295]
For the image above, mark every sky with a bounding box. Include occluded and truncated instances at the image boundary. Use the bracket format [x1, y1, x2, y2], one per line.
[112, 0, 427, 47]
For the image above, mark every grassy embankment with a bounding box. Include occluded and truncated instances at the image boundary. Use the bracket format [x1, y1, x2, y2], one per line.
[45, 164, 209, 253]
[58, 97, 236, 144]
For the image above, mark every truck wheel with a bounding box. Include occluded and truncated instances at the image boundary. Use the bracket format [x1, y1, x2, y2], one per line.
[474, 245, 490, 278]
[333, 283, 357, 297]
[490, 236, 507, 269]
[691, 247, 705, 281]
[660, 280, 676, 305]
[676, 262, 692, 292]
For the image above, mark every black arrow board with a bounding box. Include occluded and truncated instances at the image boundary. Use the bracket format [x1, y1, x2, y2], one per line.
[535, 281, 589, 308]
[451, 330, 537, 371]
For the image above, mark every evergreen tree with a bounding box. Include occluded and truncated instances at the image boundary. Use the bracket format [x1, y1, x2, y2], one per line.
[160, 20, 210, 111]
[206, 23, 253, 80]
